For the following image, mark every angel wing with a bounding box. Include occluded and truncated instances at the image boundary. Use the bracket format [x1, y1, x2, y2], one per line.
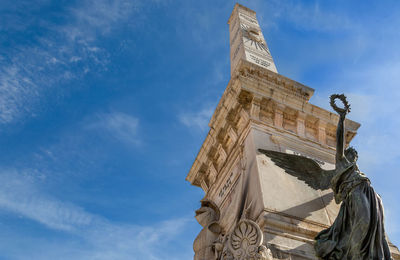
[258, 149, 337, 191]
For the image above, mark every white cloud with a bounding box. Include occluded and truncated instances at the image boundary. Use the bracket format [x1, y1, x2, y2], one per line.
[0, 169, 93, 231]
[0, 0, 143, 126]
[252, 0, 354, 33]
[0, 167, 194, 260]
[281, 2, 352, 32]
[87, 112, 141, 145]
[0, 66, 39, 123]
[179, 107, 214, 131]
[66, 0, 139, 40]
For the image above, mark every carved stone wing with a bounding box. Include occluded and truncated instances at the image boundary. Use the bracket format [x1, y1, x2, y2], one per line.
[258, 149, 336, 190]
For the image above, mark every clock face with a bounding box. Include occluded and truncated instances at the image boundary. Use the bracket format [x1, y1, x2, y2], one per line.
[241, 24, 271, 55]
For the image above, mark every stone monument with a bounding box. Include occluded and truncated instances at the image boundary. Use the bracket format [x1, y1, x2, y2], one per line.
[186, 4, 400, 259]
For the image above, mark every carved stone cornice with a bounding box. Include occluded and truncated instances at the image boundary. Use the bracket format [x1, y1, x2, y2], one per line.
[235, 60, 314, 102]
[187, 60, 360, 190]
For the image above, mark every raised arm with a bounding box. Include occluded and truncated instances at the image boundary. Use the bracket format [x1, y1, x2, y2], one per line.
[330, 94, 350, 165]
[335, 113, 346, 164]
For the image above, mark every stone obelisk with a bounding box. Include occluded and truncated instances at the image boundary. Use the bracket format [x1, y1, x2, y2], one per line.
[187, 4, 400, 259]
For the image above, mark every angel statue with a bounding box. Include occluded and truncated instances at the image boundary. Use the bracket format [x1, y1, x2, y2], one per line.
[259, 94, 392, 259]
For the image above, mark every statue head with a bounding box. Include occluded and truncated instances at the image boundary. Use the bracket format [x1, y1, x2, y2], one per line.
[345, 147, 358, 163]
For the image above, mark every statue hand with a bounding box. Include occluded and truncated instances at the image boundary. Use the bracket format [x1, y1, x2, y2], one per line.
[339, 109, 348, 119]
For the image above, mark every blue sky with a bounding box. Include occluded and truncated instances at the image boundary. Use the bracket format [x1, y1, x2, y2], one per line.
[0, 0, 400, 259]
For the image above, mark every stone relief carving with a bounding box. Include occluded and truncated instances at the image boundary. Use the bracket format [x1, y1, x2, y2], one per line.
[214, 219, 272, 260]
[194, 199, 223, 260]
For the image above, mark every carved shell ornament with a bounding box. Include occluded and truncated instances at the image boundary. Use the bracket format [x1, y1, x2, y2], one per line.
[230, 220, 262, 250]
[330, 94, 351, 114]
[227, 220, 272, 260]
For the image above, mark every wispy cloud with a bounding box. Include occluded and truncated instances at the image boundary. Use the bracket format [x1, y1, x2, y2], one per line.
[0, 169, 93, 231]
[0, 167, 193, 260]
[280, 1, 351, 31]
[179, 106, 214, 131]
[65, 0, 140, 41]
[0, 66, 39, 123]
[0, 0, 142, 126]
[87, 112, 141, 145]
[252, 0, 354, 32]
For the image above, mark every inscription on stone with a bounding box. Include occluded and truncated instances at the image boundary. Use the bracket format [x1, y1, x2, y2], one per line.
[219, 172, 234, 198]
[215, 164, 241, 206]
[229, 4, 278, 74]
[239, 13, 258, 25]
[248, 54, 270, 68]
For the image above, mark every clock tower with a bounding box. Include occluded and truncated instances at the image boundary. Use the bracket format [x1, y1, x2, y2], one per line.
[187, 4, 400, 260]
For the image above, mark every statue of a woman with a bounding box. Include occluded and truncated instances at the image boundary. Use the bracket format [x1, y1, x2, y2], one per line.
[258, 94, 393, 259]
[314, 94, 392, 259]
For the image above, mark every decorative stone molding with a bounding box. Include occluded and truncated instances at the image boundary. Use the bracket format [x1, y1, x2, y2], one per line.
[227, 126, 238, 145]
[250, 97, 262, 119]
[214, 220, 272, 260]
[259, 98, 275, 124]
[217, 144, 228, 171]
[325, 123, 336, 147]
[273, 104, 284, 129]
[317, 120, 327, 145]
[296, 111, 306, 138]
[305, 115, 318, 141]
[200, 179, 209, 193]
[227, 105, 242, 131]
[282, 107, 298, 133]
[186, 60, 360, 190]
[238, 90, 253, 111]
[217, 128, 229, 150]
[237, 64, 313, 101]
[208, 161, 218, 184]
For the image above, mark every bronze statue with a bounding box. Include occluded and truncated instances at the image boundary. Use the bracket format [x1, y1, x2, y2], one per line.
[259, 94, 392, 259]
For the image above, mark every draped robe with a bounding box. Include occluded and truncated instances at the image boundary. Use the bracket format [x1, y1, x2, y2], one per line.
[314, 163, 392, 259]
